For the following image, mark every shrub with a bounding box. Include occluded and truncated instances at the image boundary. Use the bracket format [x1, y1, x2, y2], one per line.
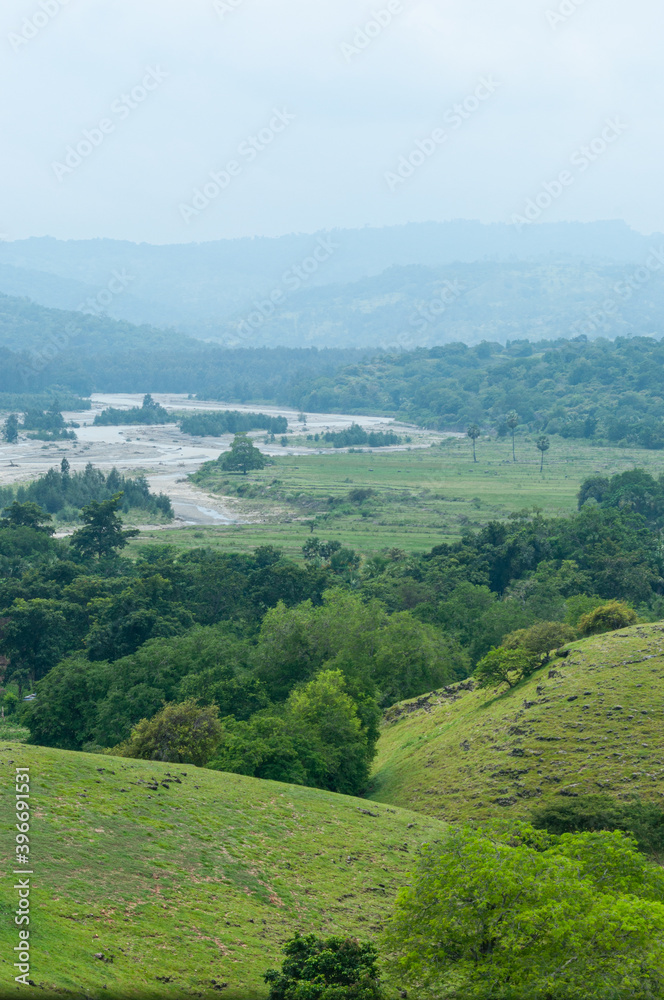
[112, 699, 222, 766]
[264, 933, 385, 999]
[3, 691, 19, 716]
[577, 600, 638, 636]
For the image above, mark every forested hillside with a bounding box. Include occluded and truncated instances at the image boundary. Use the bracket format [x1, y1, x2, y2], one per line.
[0, 292, 368, 399]
[296, 336, 664, 446]
[0, 222, 660, 345]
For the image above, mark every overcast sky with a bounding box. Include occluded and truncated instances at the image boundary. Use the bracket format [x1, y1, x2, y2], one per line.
[1, 0, 661, 243]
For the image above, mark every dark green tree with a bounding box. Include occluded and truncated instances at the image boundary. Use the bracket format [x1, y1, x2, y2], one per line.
[536, 434, 550, 472]
[220, 433, 267, 475]
[114, 699, 223, 766]
[506, 410, 519, 462]
[70, 492, 139, 560]
[2, 501, 54, 534]
[264, 933, 385, 1000]
[467, 424, 481, 463]
[3, 413, 19, 444]
[0, 599, 73, 687]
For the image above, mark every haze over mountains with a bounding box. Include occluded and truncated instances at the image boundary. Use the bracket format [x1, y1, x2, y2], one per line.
[1, 220, 664, 348]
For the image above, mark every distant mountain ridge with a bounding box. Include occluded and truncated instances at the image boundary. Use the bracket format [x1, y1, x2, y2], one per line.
[1, 220, 662, 347]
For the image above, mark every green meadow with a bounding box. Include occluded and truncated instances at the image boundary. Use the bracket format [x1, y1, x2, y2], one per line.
[0, 744, 443, 1000]
[135, 435, 664, 559]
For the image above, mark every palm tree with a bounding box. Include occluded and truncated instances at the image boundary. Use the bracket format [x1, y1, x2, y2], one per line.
[536, 435, 550, 472]
[506, 410, 519, 462]
[467, 424, 481, 463]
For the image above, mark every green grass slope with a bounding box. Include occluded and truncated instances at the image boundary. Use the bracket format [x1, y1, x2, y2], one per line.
[368, 622, 664, 822]
[0, 746, 443, 1000]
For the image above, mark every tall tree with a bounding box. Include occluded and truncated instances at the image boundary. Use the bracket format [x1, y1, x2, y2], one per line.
[220, 433, 267, 475]
[467, 424, 481, 463]
[3, 413, 19, 444]
[70, 492, 138, 560]
[536, 434, 550, 472]
[506, 410, 519, 462]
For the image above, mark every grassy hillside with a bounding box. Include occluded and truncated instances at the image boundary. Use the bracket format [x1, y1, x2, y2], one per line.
[0, 745, 443, 1000]
[368, 622, 664, 822]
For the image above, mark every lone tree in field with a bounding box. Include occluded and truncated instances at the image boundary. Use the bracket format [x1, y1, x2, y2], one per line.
[506, 410, 519, 462]
[536, 434, 550, 472]
[220, 433, 266, 475]
[3, 414, 19, 444]
[467, 424, 481, 463]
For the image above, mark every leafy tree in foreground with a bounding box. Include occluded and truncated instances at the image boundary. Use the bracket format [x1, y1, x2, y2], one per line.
[70, 492, 139, 560]
[264, 933, 385, 1000]
[3, 413, 18, 444]
[220, 433, 267, 474]
[466, 424, 480, 463]
[536, 434, 550, 472]
[113, 699, 222, 766]
[577, 599, 638, 636]
[386, 825, 664, 1000]
[506, 409, 519, 462]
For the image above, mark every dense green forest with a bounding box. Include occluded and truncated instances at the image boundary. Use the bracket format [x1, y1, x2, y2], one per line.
[295, 336, 664, 446]
[0, 468, 662, 796]
[5, 293, 664, 452]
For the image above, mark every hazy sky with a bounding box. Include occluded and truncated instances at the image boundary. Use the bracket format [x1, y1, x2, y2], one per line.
[1, 0, 661, 243]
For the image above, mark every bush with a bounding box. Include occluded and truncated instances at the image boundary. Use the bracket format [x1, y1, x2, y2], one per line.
[577, 600, 639, 636]
[112, 700, 222, 766]
[3, 691, 19, 716]
[264, 933, 385, 1000]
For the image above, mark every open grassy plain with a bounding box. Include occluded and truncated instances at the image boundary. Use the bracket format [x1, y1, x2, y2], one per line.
[0, 744, 443, 1000]
[135, 435, 664, 559]
[368, 622, 664, 823]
